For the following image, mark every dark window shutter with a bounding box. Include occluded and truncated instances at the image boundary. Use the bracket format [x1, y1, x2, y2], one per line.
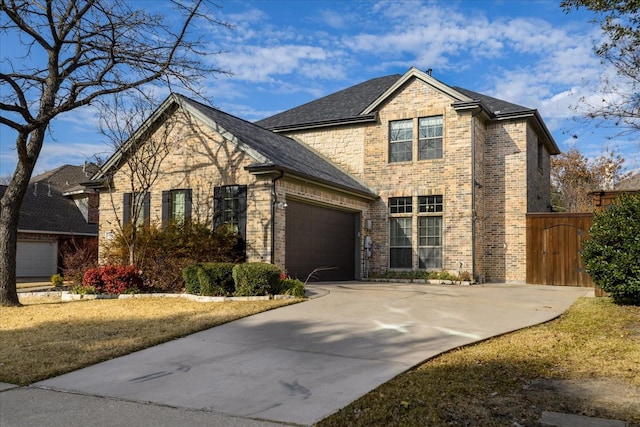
[185, 189, 192, 222]
[213, 186, 222, 229]
[237, 185, 247, 240]
[161, 191, 169, 228]
[123, 193, 131, 225]
[143, 192, 151, 227]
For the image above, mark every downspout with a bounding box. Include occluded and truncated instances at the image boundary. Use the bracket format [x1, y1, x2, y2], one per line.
[471, 109, 481, 283]
[270, 170, 285, 264]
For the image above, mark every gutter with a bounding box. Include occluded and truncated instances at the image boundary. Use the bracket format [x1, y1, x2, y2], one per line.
[266, 113, 377, 133]
[470, 107, 482, 283]
[18, 229, 98, 237]
[246, 164, 378, 201]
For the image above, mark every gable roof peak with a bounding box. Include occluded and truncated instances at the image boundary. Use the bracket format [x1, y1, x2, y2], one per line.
[361, 67, 473, 115]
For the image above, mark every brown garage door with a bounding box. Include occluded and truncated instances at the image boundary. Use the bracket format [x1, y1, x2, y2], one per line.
[285, 200, 357, 281]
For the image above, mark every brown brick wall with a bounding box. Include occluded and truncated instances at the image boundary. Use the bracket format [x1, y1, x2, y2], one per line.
[98, 109, 273, 264]
[283, 78, 551, 282]
[98, 80, 553, 283]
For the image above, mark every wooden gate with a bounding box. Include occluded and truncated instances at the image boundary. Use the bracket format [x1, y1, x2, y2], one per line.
[526, 213, 594, 287]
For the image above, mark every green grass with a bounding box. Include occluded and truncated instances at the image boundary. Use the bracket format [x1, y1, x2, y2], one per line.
[318, 297, 640, 426]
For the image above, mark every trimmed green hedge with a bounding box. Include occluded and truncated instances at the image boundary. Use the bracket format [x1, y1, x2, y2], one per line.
[183, 262, 236, 296]
[232, 263, 281, 296]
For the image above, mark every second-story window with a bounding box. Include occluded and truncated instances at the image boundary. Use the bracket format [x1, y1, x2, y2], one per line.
[389, 119, 413, 163]
[418, 116, 443, 160]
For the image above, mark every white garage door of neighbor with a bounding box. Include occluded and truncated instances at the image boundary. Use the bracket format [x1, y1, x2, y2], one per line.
[16, 240, 58, 278]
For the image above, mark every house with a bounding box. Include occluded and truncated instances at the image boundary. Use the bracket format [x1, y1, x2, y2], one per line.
[590, 172, 640, 211]
[89, 67, 559, 283]
[1, 164, 99, 278]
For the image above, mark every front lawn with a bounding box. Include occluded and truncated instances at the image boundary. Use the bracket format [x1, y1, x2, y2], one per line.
[0, 296, 298, 386]
[319, 297, 640, 426]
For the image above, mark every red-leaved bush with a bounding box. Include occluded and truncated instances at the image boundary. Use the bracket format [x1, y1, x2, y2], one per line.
[82, 265, 144, 295]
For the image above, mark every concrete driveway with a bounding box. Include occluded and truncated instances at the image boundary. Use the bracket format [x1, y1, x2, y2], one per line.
[1, 282, 590, 426]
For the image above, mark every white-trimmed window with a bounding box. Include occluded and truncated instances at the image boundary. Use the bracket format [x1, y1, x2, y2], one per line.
[418, 195, 443, 269]
[418, 116, 443, 160]
[389, 197, 412, 268]
[389, 119, 413, 163]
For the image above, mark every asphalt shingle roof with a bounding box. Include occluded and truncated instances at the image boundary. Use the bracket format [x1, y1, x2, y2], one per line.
[255, 75, 402, 130]
[256, 73, 534, 131]
[1, 165, 98, 234]
[452, 87, 533, 115]
[177, 95, 376, 197]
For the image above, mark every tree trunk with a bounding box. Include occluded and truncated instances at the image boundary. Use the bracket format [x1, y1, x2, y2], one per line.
[0, 131, 44, 306]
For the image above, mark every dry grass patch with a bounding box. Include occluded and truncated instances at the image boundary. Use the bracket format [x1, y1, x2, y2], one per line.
[0, 296, 298, 386]
[319, 297, 640, 427]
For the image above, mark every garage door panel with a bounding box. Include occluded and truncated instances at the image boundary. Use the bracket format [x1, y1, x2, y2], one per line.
[17, 240, 58, 278]
[286, 200, 356, 281]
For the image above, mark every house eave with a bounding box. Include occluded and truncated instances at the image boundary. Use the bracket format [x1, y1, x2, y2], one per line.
[267, 114, 377, 133]
[246, 164, 378, 200]
[18, 229, 98, 237]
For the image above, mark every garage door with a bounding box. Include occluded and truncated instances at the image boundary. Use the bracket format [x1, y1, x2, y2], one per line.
[16, 240, 58, 278]
[285, 200, 357, 281]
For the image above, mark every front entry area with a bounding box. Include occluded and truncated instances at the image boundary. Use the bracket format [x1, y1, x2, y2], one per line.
[285, 200, 357, 281]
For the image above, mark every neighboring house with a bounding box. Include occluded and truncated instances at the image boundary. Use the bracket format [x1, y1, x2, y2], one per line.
[1, 164, 99, 278]
[89, 67, 559, 283]
[590, 172, 640, 211]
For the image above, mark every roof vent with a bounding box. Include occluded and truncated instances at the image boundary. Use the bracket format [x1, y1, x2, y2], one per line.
[426, 68, 432, 76]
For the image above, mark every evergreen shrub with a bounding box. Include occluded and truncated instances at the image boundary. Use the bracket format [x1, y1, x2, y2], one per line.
[581, 194, 640, 303]
[232, 263, 281, 296]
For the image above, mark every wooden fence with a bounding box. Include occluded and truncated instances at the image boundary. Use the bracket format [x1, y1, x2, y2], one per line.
[526, 213, 594, 287]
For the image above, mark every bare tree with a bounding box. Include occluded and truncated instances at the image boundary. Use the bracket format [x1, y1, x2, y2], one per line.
[551, 148, 630, 212]
[0, 0, 230, 306]
[98, 93, 180, 265]
[561, 0, 640, 135]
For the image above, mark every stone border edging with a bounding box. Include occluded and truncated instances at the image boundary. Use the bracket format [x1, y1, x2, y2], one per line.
[17, 292, 297, 302]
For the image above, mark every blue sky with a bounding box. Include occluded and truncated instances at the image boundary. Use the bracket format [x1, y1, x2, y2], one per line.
[1, 0, 638, 177]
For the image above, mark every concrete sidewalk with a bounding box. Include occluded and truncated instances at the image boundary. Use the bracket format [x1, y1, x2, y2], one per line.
[1, 282, 591, 426]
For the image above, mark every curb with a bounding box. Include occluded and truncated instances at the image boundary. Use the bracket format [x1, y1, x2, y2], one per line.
[18, 291, 297, 303]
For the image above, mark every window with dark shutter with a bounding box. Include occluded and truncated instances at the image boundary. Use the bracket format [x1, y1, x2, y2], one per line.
[213, 185, 247, 240]
[123, 192, 150, 227]
[162, 189, 192, 227]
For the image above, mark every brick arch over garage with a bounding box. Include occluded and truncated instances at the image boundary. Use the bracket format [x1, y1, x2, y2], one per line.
[285, 199, 359, 281]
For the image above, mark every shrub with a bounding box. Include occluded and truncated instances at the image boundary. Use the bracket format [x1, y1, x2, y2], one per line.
[232, 263, 281, 296]
[182, 264, 201, 295]
[281, 278, 306, 297]
[458, 271, 473, 282]
[201, 263, 236, 296]
[428, 271, 458, 281]
[183, 263, 236, 296]
[60, 238, 98, 285]
[581, 194, 640, 303]
[50, 274, 64, 287]
[105, 221, 243, 292]
[82, 265, 143, 295]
